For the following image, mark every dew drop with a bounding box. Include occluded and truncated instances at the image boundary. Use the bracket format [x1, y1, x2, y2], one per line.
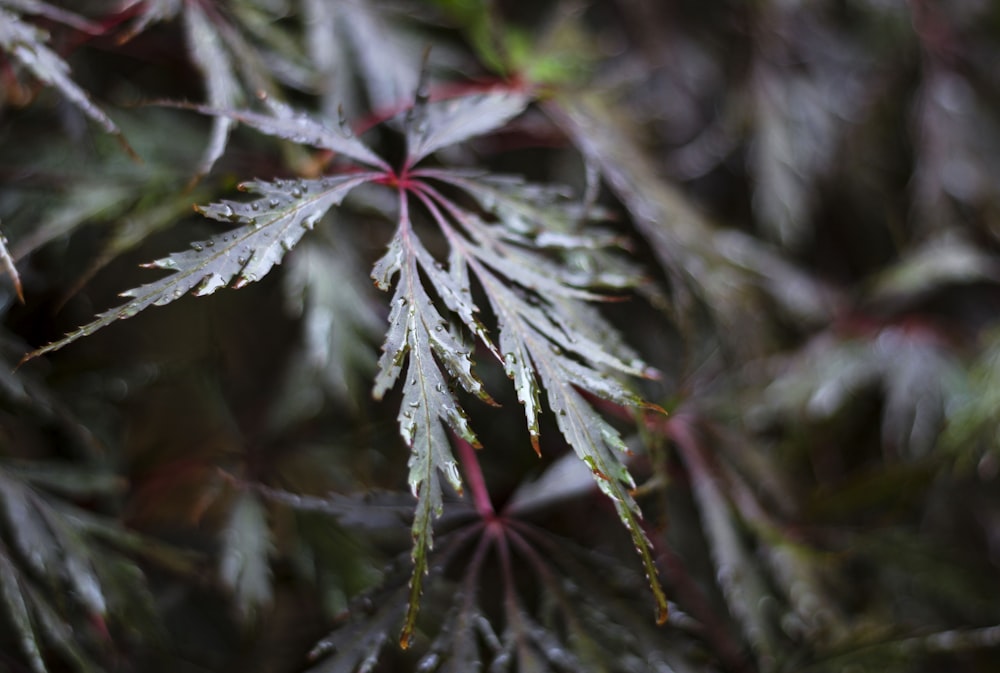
[191, 242, 204, 252]
[290, 186, 303, 198]
[250, 202, 260, 211]
[268, 198, 280, 208]
[205, 240, 215, 247]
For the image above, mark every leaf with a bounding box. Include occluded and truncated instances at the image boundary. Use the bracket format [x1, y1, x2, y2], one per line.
[549, 92, 839, 353]
[25, 173, 374, 360]
[116, 0, 182, 43]
[317, 0, 421, 114]
[371, 202, 494, 646]
[10, 183, 134, 262]
[271, 234, 384, 423]
[307, 586, 407, 673]
[747, 17, 868, 248]
[868, 234, 1000, 304]
[0, 545, 47, 673]
[405, 89, 531, 166]
[0, 0, 99, 33]
[0, 461, 124, 498]
[0, 221, 23, 302]
[220, 492, 274, 620]
[183, 3, 242, 181]
[673, 435, 783, 661]
[409, 170, 668, 621]
[0, 473, 107, 618]
[0, 9, 135, 157]
[63, 189, 203, 305]
[177, 97, 391, 171]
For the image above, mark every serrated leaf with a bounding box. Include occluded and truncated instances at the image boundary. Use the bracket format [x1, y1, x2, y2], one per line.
[405, 89, 531, 166]
[64, 189, 201, 304]
[371, 206, 492, 645]
[0, 9, 134, 157]
[469, 261, 667, 621]
[402, 167, 666, 620]
[220, 492, 274, 620]
[25, 174, 374, 360]
[181, 97, 390, 170]
[415, 173, 631, 298]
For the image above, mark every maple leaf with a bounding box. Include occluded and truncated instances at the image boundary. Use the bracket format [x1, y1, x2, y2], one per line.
[24, 82, 668, 644]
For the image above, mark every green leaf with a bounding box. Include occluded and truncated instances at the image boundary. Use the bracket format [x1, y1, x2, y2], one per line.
[25, 174, 374, 360]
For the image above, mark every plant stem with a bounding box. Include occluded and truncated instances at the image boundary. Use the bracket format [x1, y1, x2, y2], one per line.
[455, 434, 495, 518]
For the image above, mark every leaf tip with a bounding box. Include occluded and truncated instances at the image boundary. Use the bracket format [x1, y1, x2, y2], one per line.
[530, 435, 541, 457]
[655, 602, 669, 625]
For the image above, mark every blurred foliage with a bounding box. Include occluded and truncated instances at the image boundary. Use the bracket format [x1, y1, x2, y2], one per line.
[3, 0, 1000, 672]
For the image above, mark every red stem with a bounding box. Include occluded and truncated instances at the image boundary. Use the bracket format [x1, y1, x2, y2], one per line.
[455, 434, 495, 519]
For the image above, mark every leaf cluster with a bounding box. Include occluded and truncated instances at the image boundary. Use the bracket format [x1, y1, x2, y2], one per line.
[3, 1, 1000, 673]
